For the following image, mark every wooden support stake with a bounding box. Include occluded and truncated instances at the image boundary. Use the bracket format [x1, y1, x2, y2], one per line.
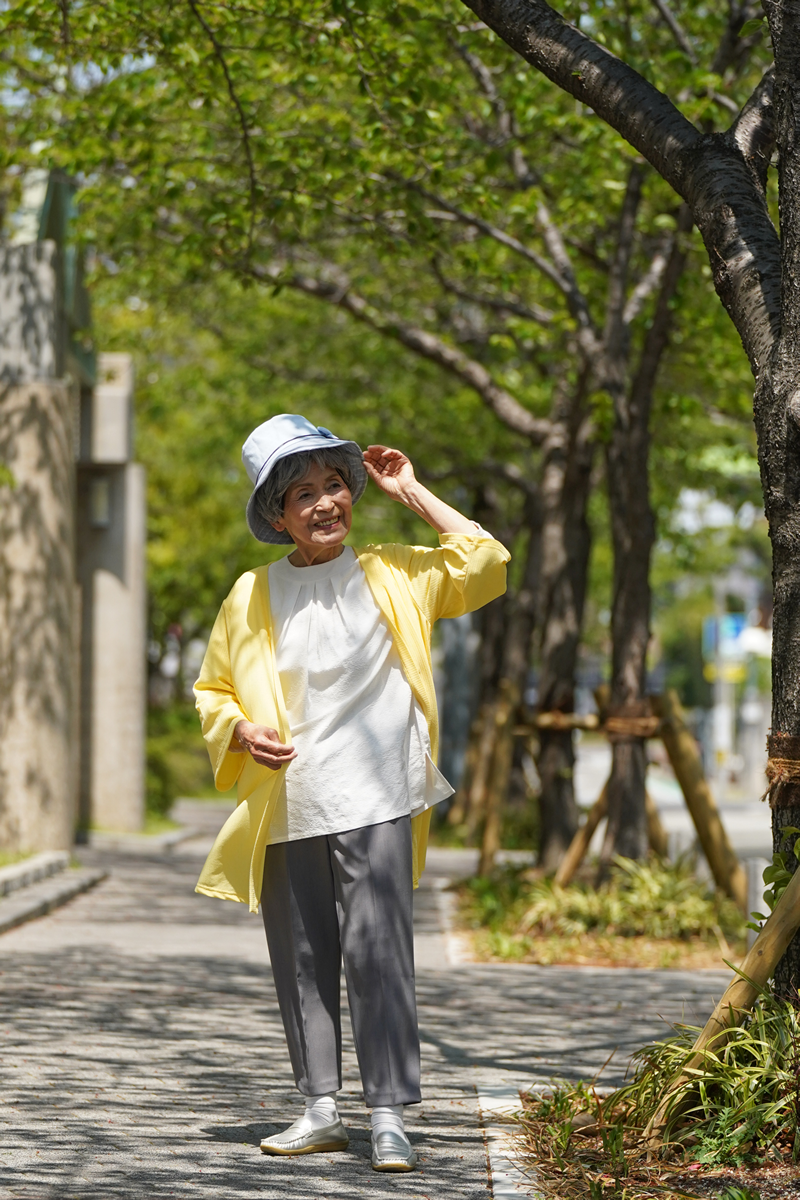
[646, 862, 800, 1143]
[645, 791, 669, 858]
[535, 711, 600, 731]
[553, 784, 608, 887]
[653, 690, 748, 913]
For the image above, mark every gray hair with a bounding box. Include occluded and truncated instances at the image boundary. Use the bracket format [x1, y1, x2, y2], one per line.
[252, 446, 361, 530]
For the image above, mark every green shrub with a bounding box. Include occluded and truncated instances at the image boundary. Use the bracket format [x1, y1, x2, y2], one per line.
[145, 743, 177, 818]
[145, 703, 219, 816]
[462, 856, 746, 944]
[616, 992, 800, 1164]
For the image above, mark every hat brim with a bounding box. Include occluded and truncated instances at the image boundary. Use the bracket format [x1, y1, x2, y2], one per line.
[245, 437, 368, 544]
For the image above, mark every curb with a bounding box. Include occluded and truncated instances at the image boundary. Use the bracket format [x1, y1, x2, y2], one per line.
[0, 851, 69, 896]
[478, 1086, 540, 1198]
[0, 868, 108, 935]
[86, 826, 199, 854]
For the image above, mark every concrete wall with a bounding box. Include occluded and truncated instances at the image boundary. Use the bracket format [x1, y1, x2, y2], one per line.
[0, 380, 78, 851]
[0, 218, 146, 847]
[76, 354, 146, 833]
[0, 241, 60, 384]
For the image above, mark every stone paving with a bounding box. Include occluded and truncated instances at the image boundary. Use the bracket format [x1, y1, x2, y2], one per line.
[0, 816, 731, 1199]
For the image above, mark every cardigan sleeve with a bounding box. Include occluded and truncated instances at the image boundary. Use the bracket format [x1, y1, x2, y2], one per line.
[402, 532, 511, 624]
[194, 599, 248, 793]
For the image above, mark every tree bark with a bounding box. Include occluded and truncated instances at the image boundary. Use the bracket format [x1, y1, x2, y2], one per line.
[759, 0, 800, 998]
[478, 500, 542, 871]
[601, 204, 692, 863]
[535, 379, 593, 870]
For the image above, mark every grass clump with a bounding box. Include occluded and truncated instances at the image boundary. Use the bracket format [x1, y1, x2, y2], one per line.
[459, 857, 746, 966]
[0, 850, 33, 869]
[516, 994, 800, 1199]
[617, 993, 800, 1165]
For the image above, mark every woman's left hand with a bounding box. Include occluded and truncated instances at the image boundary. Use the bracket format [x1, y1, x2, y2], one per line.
[364, 443, 479, 536]
[363, 445, 416, 501]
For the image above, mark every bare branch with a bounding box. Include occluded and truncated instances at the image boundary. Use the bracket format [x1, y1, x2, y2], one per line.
[187, 0, 257, 252]
[486, 459, 541, 497]
[535, 201, 601, 357]
[432, 259, 554, 327]
[452, 39, 538, 186]
[453, 39, 509, 135]
[392, 174, 572, 295]
[711, 1, 763, 78]
[629, 204, 693, 405]
[651, 0, 697, 64]
[247, 262, 552, 443]
[604, 164, 646, 340]
[710, 90, 740, 116]
[623, 232, 674, 325]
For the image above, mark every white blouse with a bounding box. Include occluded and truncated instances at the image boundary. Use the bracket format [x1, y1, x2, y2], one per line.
[265, 546, 454, 844]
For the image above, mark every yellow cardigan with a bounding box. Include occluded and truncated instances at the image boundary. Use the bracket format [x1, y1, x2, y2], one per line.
[194, 532, 510, 911]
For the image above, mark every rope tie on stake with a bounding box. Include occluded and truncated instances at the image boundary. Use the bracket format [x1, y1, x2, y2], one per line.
[604, 702, 660, 743]
[764, 733, 800, 806]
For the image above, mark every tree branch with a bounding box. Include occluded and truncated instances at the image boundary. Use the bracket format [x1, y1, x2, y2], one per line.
[187, 0, 257, 252]
[623, 232, 674, 325]
[395, 174, 569, 293]
[630, 204, 693, 403]
[451, 39, 538, 186]
[458, 0, 781, 377]
[452, 38, 510, 137]
[247, 263, 552, 443]
[651, 0, 696, 64]
[458, 0, 700, 195]
[728, 67, 775, 193]
[486, 458, 542, 497]
[400, 174, 601, 357]
[432, 258, 554, 326]
[535, 200, 601, 358]
[710, 1, 763, 78]
[604, 163, 645, 342]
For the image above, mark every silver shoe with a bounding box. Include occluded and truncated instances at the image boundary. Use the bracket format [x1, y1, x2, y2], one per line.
[371, 1128, 417, 1172]
[260, 1116, 349, 1156]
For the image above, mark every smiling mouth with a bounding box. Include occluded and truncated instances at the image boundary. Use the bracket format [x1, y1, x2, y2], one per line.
[314, 516, 341, 530]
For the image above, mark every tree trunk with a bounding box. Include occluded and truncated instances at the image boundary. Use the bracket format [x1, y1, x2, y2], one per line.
[601, 201, 692, 864]
[755, 4, 800, 997]
[599, 166, 651, 863]
[535, 378, 594, 871]
[478, 500, 541, 871]
[478, 676, 519, 874]
[461, 701, 497, 839]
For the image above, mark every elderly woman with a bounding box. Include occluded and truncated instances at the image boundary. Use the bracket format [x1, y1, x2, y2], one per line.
[194, 413, 509, 1172]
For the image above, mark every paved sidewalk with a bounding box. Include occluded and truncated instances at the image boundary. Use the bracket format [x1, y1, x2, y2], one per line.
[0, 829, 730, 1199]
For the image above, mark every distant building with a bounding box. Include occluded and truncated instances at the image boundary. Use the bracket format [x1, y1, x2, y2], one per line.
[0, 171, 146, 851]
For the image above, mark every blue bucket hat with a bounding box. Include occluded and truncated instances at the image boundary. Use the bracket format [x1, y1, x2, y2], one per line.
[242, 413, 367, 544]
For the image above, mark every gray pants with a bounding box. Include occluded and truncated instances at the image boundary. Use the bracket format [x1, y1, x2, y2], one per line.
[261, 815, 421, 1108]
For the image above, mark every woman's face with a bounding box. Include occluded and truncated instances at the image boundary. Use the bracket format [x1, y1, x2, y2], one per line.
[271, 460, 353, 564]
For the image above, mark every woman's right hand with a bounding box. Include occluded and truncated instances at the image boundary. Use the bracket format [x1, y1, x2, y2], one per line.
[233, 720, 297, 770]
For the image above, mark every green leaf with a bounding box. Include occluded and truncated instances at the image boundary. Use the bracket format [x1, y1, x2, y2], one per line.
[738, 17, 765, 37]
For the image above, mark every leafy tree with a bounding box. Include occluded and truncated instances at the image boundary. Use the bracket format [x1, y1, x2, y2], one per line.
[0, 1, 770, 876]
[450, 0, 800, 986]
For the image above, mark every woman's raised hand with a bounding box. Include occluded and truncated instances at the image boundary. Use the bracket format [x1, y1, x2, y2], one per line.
[363, 445, 416, 501]
[233, 720, 297, 770]
[363, 443, 478, 535]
